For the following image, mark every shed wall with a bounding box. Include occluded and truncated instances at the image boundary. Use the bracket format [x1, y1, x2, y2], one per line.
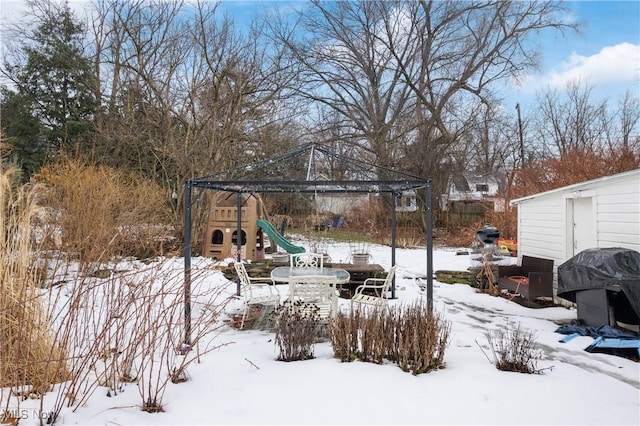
[596, 177, 640, 248]
[515, 170, 640, 299]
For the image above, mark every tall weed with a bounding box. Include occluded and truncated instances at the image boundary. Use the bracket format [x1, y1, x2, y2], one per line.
[0, 167, 69, 415]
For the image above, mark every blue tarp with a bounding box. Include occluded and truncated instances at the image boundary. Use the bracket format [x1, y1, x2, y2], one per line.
[555, 325, 639, 339]
[556, 325, 640, 357]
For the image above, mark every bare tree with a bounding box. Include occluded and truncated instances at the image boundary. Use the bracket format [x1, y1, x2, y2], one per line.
[534, 81, 611, 158]
[87, 0, 300, 233]
[386, 0, 577, 198]
[615, 90, 640, 152]
[275, 0, 576, 210]
[272, 0, 415, 175]
[465, 104, 519, 174]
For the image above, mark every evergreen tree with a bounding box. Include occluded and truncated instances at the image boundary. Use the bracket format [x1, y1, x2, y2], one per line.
[0, 87, 46, 180]
[2, 1, 97, 168]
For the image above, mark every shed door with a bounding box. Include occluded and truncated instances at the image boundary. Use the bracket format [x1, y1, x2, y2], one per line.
[571, 197, 596, 256]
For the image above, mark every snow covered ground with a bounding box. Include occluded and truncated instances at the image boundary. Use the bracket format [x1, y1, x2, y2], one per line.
[6, 237, 639, 425]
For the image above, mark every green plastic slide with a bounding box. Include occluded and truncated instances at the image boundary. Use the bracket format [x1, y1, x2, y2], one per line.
[257, 219, 306, 254]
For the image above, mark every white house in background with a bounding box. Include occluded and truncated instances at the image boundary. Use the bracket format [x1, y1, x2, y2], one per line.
[310, 175, 372, 215]
[441, 172, 505, 212]
[397, 190, 418, 212]
[510, 168, 640, 296]
[313, 189, 371, 215]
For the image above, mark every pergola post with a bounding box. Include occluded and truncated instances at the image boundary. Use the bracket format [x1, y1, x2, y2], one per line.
[391, 191, 397, 299]
[236, 192, 243, 296]
[183, 181, 193, 344]
[426, 185, 433, 312]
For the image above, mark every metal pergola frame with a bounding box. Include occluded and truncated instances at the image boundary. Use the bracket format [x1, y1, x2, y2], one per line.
[182, 144, 433, 344]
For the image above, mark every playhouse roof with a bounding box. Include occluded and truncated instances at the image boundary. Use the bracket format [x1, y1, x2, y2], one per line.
[188, 143, 430, 194]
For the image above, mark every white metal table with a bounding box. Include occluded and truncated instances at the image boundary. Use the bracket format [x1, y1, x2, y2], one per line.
[271, 266, 350, 283]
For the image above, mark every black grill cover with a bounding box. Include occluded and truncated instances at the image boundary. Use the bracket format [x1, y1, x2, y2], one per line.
[557, 247, 640, 320]
[476, 225, 500, 244]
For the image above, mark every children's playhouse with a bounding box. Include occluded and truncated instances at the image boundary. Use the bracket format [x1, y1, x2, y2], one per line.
[202, 192, 304, 261]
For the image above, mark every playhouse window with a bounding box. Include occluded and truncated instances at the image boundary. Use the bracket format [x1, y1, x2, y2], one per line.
[231, 230, 247, 245]
[211, 230, 224, 245]
[256, 229, 264, 250]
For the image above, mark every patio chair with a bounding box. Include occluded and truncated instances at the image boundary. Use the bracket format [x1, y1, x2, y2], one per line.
[287, 276, 336, 319]
[497, 255, 554, 301]
[234, 261, 280, 329]
[351, 265, 397, 308]
[290, 252, 324, 269]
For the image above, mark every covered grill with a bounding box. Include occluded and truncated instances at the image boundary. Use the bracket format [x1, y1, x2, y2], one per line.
[557, 248, 640, 328]
[476, 225, 500, 245]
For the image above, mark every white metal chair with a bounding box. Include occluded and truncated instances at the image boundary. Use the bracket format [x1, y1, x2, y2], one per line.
[290, 252, 324, 269]
[287, 275, 336, 319]
[234, 261, 280, 329]
[351, 265, 397, 308]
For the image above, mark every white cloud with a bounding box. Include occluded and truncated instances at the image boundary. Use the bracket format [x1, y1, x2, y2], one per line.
[0, 0, 92, 23]
[516, 42, 640, 93]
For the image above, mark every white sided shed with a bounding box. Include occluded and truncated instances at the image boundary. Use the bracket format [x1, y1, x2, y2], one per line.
[511, 169, 640, 295]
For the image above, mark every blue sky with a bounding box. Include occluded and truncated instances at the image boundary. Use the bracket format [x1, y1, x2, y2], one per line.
[2, 0, 638, 110]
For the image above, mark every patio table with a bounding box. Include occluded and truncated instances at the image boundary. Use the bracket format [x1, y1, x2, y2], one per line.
[271, 266, 351, 283]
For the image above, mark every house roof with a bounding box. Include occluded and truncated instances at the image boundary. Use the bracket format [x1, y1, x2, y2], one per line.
[510, 169, 640, 205]
[462, 172, 499, 187]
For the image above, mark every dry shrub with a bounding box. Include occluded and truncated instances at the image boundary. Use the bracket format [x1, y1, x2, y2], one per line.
[327, 308, 362, 362]
[43, 258, 228, 417]
[272, 301, 322, 361]
[346, 200, 388, 238]
[34, 159, 174, 262]
[482, 321, 543, 374]
[0, 167, 69, 393]
[438, 225, 478, 248]
[513, 147, 638, 198]
[394, 303, 450, 374]
[1, 165, 228, 420]
[328, 302, 450, 375]
[122, 262, 228, 413]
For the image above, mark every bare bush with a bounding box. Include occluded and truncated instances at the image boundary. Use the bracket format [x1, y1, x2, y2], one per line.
[272, 301, 322, 361]
[34, 159, 174, 262]
[328, 308, 362, 362]
[2, 161, 231, 422]
[1, 190, 229, 421]
[394, 303, 450, 374]
[41, 259, 231, 416]
[482, 321, 543, 374]
[328, 302, 450, 375]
